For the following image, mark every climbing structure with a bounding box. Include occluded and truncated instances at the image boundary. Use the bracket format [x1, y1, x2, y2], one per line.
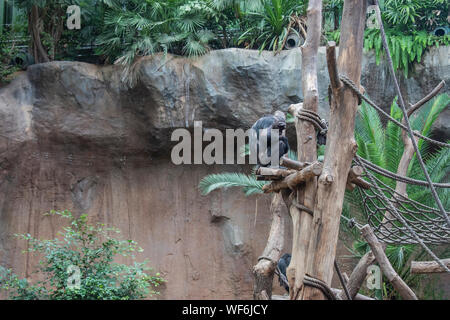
[256, 0, 449, 300]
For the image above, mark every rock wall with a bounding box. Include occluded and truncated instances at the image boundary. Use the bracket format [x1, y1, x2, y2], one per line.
[0, 46, 448, 299]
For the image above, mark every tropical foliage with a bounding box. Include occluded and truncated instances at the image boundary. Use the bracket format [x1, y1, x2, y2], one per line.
[1, 0, 448, 77]
[0, 210, 164, 300]
[346, 94, 450, 299]
[364, 28, 449, 77]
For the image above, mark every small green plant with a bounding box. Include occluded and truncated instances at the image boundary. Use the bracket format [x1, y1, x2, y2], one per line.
[0, 210, 164, 300]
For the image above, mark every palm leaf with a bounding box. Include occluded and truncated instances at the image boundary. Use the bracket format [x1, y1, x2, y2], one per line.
[199, 173, 266, 196]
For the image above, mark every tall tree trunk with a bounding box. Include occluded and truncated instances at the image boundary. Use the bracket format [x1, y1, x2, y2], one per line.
[286, 0, 322, 300]
[300, 0, 368, 300]
[29, 5, 50, 63]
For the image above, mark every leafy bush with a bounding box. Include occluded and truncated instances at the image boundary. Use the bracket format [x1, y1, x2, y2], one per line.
[0, 210, 164, 300]
[364, 28, 449, 77]
[383, 0, 448, 31]
[0, 31, 21, 84]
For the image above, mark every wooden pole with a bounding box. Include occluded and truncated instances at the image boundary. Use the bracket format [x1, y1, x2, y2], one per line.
[361, 225, 418, 300]
[300, 0, 368, 300]
[411, 259, 450, 274]
[286, 0, 322, 300]
[252, 192, 286, 300]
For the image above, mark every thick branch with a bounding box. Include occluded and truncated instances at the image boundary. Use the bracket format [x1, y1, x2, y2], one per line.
[410, 259, 450, 274]
[262, 162, 322, 193]
[326, 41, 342, 90]
[256, 167, 297, 180]
[280, 157, 310, 171]
[346, 166, 372, 190]
[273, 290, 374, 300]
[361, 225, 418, 300]
[253, 192, 286, 300]
[338, 251, 375, 300]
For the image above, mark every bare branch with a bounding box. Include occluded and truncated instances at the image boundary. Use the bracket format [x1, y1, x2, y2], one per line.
[361, 225, 418, 300]
[326, 41, 342, 90]
[407, 80, 445, 117]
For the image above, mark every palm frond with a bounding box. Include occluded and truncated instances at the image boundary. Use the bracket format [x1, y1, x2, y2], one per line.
[199, 172, 266, 196]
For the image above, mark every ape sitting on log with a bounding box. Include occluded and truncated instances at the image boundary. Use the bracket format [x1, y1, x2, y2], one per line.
[250, 111, 290, 167]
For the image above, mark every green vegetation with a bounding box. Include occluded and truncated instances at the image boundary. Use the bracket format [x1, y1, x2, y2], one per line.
[0, 210, 164, 300]
[0, 0, 448, 77]
[342, 94, 449, 300]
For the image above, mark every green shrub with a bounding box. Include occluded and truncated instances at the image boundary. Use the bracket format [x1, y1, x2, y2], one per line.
[0, 210, 164, 300]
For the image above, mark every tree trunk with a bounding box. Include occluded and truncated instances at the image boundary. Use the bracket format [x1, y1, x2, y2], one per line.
[29, 5, 50, 63]
[286, 0, 322, 300]
[253, 192, 286, 300]
[300, 0, 368, 300]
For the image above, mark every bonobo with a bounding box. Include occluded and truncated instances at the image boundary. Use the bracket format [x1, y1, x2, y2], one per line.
[250, 111, 289, 167]
[277, 253, 291, 293]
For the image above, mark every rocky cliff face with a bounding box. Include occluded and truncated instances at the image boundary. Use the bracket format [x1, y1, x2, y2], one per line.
[0, 47, 448, 299]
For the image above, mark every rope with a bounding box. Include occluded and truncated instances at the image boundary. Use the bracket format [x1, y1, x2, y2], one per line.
[303, 275, 338, 300]
[356, 157, 450, 273]
[356, 156, 450, 188]
[297, 109, 328, 135]
[257, 256, 276, 264]
[373, 0, 450, 230]
[334, 260, 352, 300]
[275, 257, 344, 300]
[339, 75, 450, 149]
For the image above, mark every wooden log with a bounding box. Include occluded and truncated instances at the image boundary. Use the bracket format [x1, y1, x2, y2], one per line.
[262, 161, 322, 193]
[411, 259, 450, 274]
[326, 42, 342, 90]
[300, 0, 368, 300]
[285, 161, 322, 190]
[253, 192, 286, 300]
[361, 225, 418, 300]
[280, 157, 310, 171]
[256, 167, 297, 179]
[346, 166, 372, 190]
[338, 251, 376, 300]
[287, 0, 322, 300]
[272, 290, 374, 301]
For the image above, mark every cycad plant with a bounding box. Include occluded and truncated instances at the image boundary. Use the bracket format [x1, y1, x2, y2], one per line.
[237, 0, 306, 52]
[345, 93, 450, 299]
